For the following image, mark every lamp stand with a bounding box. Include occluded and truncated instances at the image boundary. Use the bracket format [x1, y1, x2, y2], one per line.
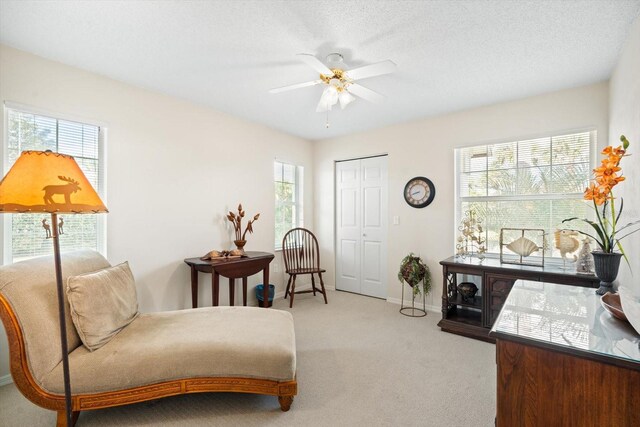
[51, 213, 74, 426]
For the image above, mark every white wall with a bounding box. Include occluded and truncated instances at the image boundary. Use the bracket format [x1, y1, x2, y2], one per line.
[314, 82, 609, 309]
[609, 16, 640, 295]
[0, 45, 313, 379]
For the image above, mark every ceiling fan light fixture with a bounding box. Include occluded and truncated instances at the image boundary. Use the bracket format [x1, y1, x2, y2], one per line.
[316, 87, 335, 112]
[315, 97, 329, 113]
[338, 90, 356, 109]
[329, 78, 345, 91]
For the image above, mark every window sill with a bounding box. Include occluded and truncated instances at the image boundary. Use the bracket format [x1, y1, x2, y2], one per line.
[465, 253, 584, 269]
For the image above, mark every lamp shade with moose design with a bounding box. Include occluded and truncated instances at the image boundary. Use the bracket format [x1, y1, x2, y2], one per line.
[0, 150, 107, 214]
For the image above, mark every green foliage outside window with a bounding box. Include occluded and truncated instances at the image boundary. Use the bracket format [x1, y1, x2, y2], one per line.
[458, 132, 593, 258]
[274, 161, 302, 248]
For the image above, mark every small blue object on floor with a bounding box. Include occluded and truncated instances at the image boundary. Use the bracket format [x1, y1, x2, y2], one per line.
[255, 284, 275, 307]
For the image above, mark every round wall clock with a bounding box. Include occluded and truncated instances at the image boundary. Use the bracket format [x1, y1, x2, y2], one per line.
[404, 176, 435, 208]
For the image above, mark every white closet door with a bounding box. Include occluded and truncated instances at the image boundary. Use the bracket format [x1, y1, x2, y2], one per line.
[335, 156, 388, 298]
[335, 160, 361, 294]
[360, 156, 388, 298]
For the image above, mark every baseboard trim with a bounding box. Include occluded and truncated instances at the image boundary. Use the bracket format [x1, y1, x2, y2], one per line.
[386, 297, 440, 313]
[0, 374, 13, 387]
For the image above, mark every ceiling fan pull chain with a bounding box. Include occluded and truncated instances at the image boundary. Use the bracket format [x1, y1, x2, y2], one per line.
[325, 110, 330, 128]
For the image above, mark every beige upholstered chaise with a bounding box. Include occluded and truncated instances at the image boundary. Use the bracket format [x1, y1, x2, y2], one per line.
[0, 251, 297, 426]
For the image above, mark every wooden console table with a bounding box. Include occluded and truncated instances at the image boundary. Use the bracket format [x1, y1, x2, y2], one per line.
[490, 281, 640, 426]
[439, 256, 599, 342]
[184, 251, 274, 308]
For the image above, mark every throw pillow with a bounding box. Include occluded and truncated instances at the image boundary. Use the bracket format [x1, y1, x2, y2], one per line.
[67, 262, 139, 351]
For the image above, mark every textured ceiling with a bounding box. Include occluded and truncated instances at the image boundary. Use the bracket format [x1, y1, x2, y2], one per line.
[1, 0, 639, 140]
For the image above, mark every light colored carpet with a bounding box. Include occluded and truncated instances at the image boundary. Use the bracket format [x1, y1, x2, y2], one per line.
[0, 290, 496, 426]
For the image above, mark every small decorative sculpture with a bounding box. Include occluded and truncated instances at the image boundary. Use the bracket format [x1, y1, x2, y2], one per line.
[42, 218, 51, 239]
[200, 249, 245, 260]
[456, 210, 487, 261]
[506, 236, 540, 257]
[226, 204, 260, 252]
[58, 217, 64, 235]
[576, 237, 595, 275]
[554, 229, 580, 269]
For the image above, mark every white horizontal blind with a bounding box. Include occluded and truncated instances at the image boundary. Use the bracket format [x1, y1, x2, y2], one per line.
[457, 131, 594, 258]
[5, 108, 104, 262]
[274, 161, 303, 249]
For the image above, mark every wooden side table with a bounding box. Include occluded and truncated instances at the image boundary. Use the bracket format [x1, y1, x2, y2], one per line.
[184, 251, 275, 308]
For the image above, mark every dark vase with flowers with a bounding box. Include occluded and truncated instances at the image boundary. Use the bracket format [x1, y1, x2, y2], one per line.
[591, 252, 623, 295]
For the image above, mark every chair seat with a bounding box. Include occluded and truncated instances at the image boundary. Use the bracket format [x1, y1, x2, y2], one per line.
[286, 267, 326, 275]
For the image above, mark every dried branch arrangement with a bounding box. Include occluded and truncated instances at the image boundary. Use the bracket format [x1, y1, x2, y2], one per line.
[227, 204, 260, 241]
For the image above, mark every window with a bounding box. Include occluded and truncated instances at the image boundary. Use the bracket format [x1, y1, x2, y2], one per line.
[456, 130, 594, 258]
[274, 161, 303, 249]
[4, 106, 106, 262]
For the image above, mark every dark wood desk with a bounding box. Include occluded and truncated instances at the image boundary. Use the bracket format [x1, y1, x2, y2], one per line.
[184, 251, 275, 308]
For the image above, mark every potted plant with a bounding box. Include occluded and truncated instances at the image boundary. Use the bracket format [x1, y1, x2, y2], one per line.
[563, 135, 640, 295]
[398, 253, 432, 297]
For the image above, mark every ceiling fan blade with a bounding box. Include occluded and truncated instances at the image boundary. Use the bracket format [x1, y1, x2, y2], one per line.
[296, 53, 333, 76]
[347, 83, 385, 103]
[269, 80, 322, 94]
[345, 60, 397, 81]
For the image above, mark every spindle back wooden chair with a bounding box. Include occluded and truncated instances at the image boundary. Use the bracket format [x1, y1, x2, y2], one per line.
[281, 228, 328, 308]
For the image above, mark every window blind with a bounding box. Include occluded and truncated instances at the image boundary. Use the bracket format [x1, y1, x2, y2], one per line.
[274, 161, 303, 249]
[5, 108, 104, 262]
[456, 131, 594, 258]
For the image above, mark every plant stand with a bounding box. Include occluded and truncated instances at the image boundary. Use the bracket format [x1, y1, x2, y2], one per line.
[399, 281, 426, 317]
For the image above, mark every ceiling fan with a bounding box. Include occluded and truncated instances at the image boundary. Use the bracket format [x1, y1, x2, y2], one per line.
[269, 53, 397, 113]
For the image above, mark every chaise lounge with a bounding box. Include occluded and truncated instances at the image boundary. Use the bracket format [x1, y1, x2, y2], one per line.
[0, 250, 297, 426]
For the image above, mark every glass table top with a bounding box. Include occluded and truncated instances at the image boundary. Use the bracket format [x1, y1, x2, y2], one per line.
[491, 280, 640, 366]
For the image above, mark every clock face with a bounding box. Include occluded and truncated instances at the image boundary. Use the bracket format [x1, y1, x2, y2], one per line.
[404, 177, 435, 208]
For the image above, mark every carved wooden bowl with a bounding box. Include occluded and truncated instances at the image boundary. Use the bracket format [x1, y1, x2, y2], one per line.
[601, 292, 628, 322]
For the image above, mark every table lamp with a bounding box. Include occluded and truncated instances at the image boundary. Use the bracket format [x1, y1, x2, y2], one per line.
[0, 150, 108, 426]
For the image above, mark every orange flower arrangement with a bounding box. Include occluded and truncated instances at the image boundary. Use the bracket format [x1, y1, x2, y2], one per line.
[584, 144, 626, 205]
[563, 135, 639, 255]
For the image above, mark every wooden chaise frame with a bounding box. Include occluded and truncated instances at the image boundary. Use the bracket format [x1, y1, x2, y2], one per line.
[0, 294, 297, 427]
